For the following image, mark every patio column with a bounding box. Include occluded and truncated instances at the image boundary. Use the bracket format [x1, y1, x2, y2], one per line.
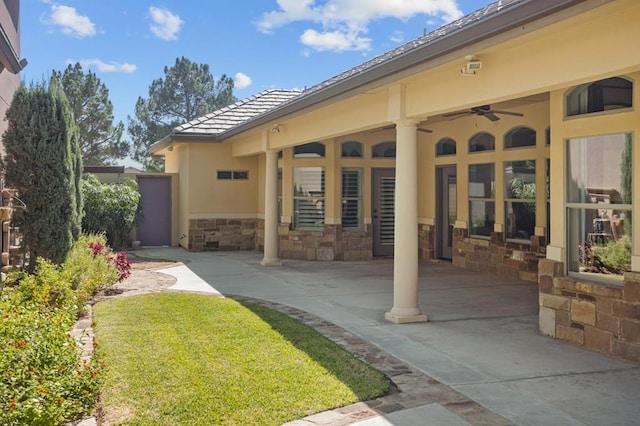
[385, 120, 427, 324]
[261, 150, 282, 267]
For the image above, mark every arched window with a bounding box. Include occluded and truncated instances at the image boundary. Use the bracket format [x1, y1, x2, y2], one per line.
[468, 132, 495, 153]
[294, 142, 325, 158]
[566, 76, 633, 117]
[504, 126, 536, 149]
[435, 138, 456, 156]
[341, 141, 363, 158]
[372, 141, 396, 158]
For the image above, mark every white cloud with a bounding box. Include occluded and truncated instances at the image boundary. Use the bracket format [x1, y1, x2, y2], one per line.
[72, 59, 137, 74]
[389, 30, 404, 44]
[234, 72, 252, 89]
[148, 6, 183, 41]
[257, 0, 463, 52]
[301, 29, 371, 52]
[47, 5, 96, 38]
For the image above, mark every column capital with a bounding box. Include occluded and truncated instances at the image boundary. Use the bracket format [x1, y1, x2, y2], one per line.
[394, 118, 421, 128]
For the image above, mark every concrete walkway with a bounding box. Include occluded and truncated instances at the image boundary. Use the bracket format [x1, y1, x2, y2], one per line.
[137, 248, 640, 426]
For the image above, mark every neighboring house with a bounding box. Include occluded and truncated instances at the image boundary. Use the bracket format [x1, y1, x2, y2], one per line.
[0, 0, 25, 273]
[0, 0, 24, 152]
[151, 0, 640, 361]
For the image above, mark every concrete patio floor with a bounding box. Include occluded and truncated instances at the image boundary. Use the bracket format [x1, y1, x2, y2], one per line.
[137, 248, 640, 426]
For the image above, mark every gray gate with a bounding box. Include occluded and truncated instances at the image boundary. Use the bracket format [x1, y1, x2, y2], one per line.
[136, 176, 172, 246]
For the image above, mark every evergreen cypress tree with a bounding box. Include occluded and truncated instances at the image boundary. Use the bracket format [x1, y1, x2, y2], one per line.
[2, 79, 83, 268]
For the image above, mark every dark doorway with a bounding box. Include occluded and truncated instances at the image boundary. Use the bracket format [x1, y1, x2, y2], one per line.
[372, 168, 395, 257]
[137, 176, 172, 246]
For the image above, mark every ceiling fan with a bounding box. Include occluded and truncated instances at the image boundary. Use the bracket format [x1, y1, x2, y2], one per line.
[443, 105, 524, 122]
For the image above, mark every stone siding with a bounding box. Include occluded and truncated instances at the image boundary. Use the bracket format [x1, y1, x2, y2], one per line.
[278, 224, 373, 261]
[452, 228, 545, 282]
[418, 224, 435, 260]
[188, 218, 257, 251]
[538, 259, 640, 363]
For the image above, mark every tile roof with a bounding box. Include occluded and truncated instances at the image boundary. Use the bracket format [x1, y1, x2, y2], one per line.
[302, 0, 525, 96]
[165, 0, 557, 143]
[172, 89, 303, 136]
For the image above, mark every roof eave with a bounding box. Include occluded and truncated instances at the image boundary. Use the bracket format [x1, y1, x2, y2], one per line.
[218, 0, 587, 140]
[149, 131, 223, 154]
[0, 24, 25, 74]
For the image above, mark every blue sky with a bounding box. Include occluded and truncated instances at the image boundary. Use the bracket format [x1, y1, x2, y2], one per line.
[21, 0, 494, 161]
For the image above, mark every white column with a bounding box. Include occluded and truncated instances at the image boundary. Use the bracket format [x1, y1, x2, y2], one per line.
[261, 150, 282, 267]
[385, 120, 427, 323]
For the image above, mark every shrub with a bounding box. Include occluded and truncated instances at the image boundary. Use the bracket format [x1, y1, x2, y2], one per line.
[2, 80, 83, 269]
[596, 237, 631, 274]
[82, 174, 141, 250]
[3, 258, 77, 314]
[0, 234, 127, 424]
[62, 234, 120, 306]
[0, 298, 103, 425]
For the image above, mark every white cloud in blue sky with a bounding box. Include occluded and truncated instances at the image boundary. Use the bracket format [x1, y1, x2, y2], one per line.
[258, 0, 463, 52]
[148, 6, 183, 41]
[45, 4, 96, 38]
[234, 72, 252, 89]
[71, 59, 137, 74]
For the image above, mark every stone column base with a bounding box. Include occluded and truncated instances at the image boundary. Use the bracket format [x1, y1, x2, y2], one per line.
[385, 310, 428, 324]
[260, 258, 283, 267]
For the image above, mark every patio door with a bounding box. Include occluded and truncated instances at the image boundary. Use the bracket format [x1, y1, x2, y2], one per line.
[372, 168, 395, 257]
[437, 165, 457, 259]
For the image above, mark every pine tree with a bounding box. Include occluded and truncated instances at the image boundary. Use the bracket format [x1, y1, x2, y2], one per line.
[2, 79, 83, 268]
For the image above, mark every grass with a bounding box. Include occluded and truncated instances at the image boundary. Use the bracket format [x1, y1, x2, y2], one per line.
[94, 293, 389, 425]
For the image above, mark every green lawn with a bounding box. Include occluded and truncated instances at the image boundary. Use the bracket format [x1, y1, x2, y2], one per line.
[94, 293, 388, 425]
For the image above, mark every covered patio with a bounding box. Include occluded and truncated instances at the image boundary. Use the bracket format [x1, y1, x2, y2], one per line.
[138, 247, 640, 426]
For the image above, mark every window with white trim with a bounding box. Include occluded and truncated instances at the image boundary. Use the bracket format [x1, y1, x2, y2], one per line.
[341, 168, 362, 230]
[505, 126, 536, 149]
[372, 141, 396, 158]
[293, 167, 325, 230]
[469, 132, 495, 153]
[294, 142, 325, 158]
[566, 76, 633, 117]
[504, 160, 536, 241]
[566, 133, 632, 281]
[435, 137, 456, 156]
[469, 163, 495, 237]
[341, 141, 363, 158]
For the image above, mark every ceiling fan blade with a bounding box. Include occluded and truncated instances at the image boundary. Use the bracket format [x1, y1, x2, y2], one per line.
[483, 112, 500, 121]
[492, 110, 524, 117]
[443, 111, 472, 118]
[368, 124, 395, 133]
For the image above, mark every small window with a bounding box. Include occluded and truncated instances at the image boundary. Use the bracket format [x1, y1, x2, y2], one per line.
[342, 168, 362, 230]
[372, 141, 396, 158]
[436, 138, 456, 156]
[293, 167, 325, 230]
[217, 171, 232, 180]
[294, 142, 325, 158]
[469, 132, 495, 153]
[566, 76, 633, 117]
[504, 160, 536, 241]
[341, 141, 363, 158]
[217, 170, 248, 180]
[505, 126, 536, 149]
[469, 163, 495, 237]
